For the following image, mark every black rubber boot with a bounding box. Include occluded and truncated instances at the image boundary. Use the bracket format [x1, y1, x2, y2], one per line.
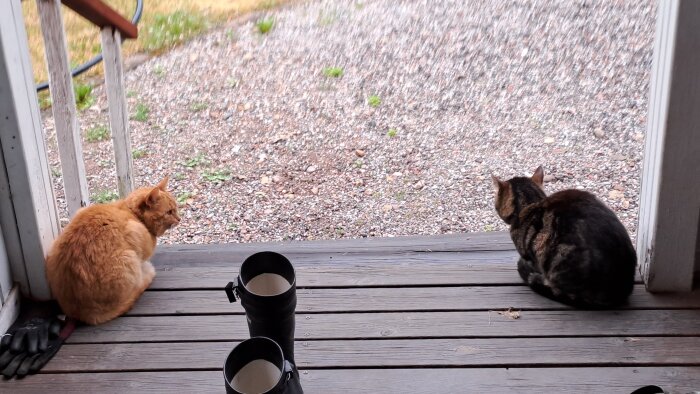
[223, 337, 303, 394]
[226, 251, 297, 364]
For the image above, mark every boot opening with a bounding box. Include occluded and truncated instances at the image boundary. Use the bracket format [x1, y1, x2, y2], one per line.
[246, 273, 292, 296]
[231, 359, 282, 394]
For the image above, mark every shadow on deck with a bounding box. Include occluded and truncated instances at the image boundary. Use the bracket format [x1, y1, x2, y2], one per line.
[8, 232, 700, 393]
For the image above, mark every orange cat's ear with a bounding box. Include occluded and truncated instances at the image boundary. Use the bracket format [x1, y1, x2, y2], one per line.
[156, 176, 169, 191]
[146, 187, 160, 207]
[532, 166, 544, 187]
[491, 175, 506, 193]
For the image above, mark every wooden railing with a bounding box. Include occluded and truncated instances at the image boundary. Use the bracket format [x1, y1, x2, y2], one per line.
[37, 0, 137, 217]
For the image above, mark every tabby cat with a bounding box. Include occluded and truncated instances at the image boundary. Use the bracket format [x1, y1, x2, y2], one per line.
[46, 177, 180, 325]
[492, 166, 636, 308]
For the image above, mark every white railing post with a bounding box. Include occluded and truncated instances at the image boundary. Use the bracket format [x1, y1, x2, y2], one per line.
[36, 0, 90, 216]
[637, 0, 700, 292]
[0, 0, 61, 300]
[101, 27, 134, 197]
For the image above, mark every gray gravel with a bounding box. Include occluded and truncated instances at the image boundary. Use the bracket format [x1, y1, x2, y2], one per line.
[42, 0, 655, 244]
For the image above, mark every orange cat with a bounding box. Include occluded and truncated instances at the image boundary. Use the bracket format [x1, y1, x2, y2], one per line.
[46, 176, 180, 325]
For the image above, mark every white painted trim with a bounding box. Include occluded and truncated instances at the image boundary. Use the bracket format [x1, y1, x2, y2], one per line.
[0, 287, 20, 335]
[0, 0, 61, 300]
[37, 0, 90, 217]
[101, 27, 134, 197]
[637, 0, 700, 292]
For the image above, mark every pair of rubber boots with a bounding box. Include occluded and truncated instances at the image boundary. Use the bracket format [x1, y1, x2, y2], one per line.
[223, 252, 303, 394]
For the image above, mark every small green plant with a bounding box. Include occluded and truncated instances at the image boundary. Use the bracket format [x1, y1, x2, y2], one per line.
[256, 17, 275, 34]
[367, 95, 381, 107]
[98, 159, 113, 168]
[153, 65, 166, 77]
[38, 92, 52, 109]
[202, 169, 232, 184]
[132, 102, 149, 122]
[143, 11, 208, 52]
[74, 83, 94, 110]
[225, 29, 236, 40]
[483, 224, 495, 232]
[126, 90, 137, 98]
[323, 67, 344, 78]
[173, 172, 186, 181]
[176, 191, 194, 205]
[50, 166, 61, 178]
[227, 78, 238, 88]
[91, 190, 119, 204]
[190, 102, 208, 112]
[395, 191, 406, 201]
[132, 148, 148, 159]
[180, 153, 209, 168]
[86, 125, 110, 142]
[387, 128, 398, 138]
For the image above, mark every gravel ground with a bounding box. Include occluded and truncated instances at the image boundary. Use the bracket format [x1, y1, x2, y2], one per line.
[42, 0, 655, 245]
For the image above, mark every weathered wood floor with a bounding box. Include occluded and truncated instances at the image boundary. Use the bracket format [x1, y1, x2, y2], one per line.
[9, 232, 700, 393]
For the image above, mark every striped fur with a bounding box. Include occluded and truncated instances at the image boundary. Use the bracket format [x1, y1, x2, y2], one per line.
[492, 167, 636, 308]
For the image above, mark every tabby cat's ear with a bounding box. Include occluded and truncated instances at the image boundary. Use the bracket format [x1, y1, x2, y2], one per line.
[532, 166, 544, 187]
[156, 176, 169, 191]
[491, 175, 506, 193]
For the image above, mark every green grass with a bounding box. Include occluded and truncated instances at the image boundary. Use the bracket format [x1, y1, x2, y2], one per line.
[367, 94, 381, 107]
[143, 11, 208, 52]
[132, 148, 148, 159]
[86, 125, 109, 142]
[153, 65, 166, 77]
[323, 67, 344, 78]
[202, 169, 232, 184]
[91, 190, 119, 204]
[50, 166, 61, 178]
[176, 191, 194, 205]
[190, 102, 208, 112]
[74, 83, 94, 110]
[132, 103, 149, 122]
[173, 172, 187, 181]
[387, 128, 398, 138]
[126, 90, 137, 98]
[180, 153, 209, 168]
[256, 17, 275, 34]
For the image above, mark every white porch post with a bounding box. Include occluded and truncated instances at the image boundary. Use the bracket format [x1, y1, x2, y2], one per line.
[0, 0, 61, 300]
[637, 0, 700, 292]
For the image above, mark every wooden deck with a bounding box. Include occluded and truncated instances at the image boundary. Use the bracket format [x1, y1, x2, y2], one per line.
[9, 232, 700, 393]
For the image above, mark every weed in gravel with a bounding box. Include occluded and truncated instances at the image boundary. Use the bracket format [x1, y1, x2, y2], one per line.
[202, 169, 232, 184]
[51, 166, 61, 178]
[256, 17, 275, 34]
[387, 128, 398, 138]
[132, 103, 149, 122]
[132, 148, 148, 159]
[176, 191, 194, 205]
[173, 172, 187, 181]
[153, 65, 166, 77]
[367, 94, 381, 107]
[190, 102, 208, 112]
[74, 83, 94, 110]
[86, 125, 109, 142]
[91, 190, 119, 204]
[180, 153, 210, 168]
[323, 66, 344, 78]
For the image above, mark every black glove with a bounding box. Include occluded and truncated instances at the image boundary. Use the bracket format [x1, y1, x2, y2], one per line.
[0, 316, 64, 379]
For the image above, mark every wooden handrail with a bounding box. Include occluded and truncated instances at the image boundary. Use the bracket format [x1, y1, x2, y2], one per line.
[61, 0, 137, 39]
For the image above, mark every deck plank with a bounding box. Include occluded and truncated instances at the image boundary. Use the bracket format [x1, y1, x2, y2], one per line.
[129, 285, 700, 316]
[151, 250, 523, 289]
[67, 310, 700, 343]
[46, 337, 700, 372]
[10, 368, 700, 394]
[153, 232, 515, 260]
